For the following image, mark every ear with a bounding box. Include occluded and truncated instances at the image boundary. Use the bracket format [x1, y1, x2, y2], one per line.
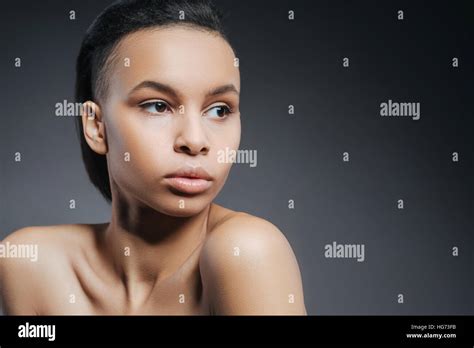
[81, 101, 108, 155]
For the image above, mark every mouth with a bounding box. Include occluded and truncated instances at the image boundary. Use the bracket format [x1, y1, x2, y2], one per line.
[164, 177, 212, 195]
[164, 166, 213, 195]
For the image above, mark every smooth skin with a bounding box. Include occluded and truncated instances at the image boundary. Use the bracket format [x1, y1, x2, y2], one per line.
[0, 26, 306, 315]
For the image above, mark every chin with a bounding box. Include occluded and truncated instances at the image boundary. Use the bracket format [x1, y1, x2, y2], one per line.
[150, 195, 213, 217]
[164, 208, 204, 218]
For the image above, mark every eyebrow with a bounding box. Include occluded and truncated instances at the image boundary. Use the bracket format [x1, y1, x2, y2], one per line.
[128, 80, 239, 99]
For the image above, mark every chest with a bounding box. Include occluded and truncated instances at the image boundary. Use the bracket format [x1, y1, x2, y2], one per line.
[40, 260, 211, 315]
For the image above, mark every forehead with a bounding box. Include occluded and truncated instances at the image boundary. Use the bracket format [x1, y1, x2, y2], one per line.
[109, 26, 240, 97]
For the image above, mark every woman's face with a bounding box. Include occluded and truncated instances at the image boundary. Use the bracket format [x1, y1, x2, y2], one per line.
[97, 26, 241, 216]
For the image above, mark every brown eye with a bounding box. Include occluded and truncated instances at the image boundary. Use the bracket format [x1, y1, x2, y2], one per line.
[139, 100, 171, 115]
[205, 105, 232, 119]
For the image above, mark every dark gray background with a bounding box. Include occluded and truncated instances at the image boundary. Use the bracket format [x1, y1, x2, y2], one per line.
[0, 0, 473, 315]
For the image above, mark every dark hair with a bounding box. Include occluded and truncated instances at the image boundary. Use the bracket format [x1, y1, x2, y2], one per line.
[75, 0, 232, 202]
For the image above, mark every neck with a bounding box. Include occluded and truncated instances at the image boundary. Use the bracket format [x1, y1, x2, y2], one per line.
[102, 189, 212, 299]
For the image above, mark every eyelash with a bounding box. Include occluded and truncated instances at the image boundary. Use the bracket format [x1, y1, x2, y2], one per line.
[138, 100, 234, 119]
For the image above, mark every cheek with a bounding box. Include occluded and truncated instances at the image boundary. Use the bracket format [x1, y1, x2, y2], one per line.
[209, 118, 241, 181]
[105, 114, 172, 186]
[213, 116, 241, 150]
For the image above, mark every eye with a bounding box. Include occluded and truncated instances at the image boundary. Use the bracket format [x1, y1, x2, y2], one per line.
[204, 104, 232, 119]
[138, 100, 172, 115]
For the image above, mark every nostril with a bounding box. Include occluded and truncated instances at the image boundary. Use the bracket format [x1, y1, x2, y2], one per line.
[179, 145, 191, 153]
[178, 144, 208, 155]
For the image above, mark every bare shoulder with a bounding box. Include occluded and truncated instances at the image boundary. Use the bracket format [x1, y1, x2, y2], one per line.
[1, 223, 98, 261]
[205, 210, 293, 255]
[200, 210, 307, 315]
[0, 224, 101, 314]
[2, 224, 89, 246]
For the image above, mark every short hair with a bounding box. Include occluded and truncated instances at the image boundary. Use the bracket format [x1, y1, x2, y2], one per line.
[75, 0, 232, 202]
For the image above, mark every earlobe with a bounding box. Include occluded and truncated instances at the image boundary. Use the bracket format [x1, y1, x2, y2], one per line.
[81, 101, 108, 155]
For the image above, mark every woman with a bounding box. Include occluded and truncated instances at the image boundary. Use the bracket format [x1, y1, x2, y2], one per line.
[0, 0, 306, 315]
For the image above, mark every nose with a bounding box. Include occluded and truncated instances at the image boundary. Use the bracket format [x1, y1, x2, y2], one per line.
[173, 114, 210, 156]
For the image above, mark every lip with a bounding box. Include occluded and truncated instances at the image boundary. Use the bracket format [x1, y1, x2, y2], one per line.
[164, 166, 213, 194]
